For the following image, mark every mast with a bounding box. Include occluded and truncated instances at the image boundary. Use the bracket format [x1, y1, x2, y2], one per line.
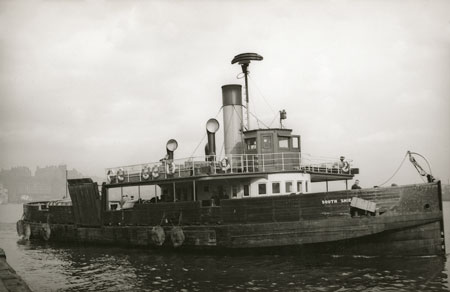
[231, 53, 263, 130]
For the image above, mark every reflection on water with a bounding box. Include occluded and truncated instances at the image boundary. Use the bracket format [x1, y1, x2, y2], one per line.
[0, 203, 449, 291]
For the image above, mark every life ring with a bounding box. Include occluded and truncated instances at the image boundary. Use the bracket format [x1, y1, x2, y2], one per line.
[117, 168, 125, 182]
[141, 166, 151, 180]
[16, 220, 24, 237]
[221, 157, 231, 172]
[150, 226, 166, 246]
[342, 161, 350, 173]
[40, 223, 51, 241]
[152, 165, 160, 178]
[106, 169, 115, 183]
[170, 226, 185, 248]
[166, 162, 176, 175]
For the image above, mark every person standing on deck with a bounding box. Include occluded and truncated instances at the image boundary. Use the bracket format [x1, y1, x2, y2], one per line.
[120, 195, 127, 208]
[333, 156, 350, 173]
[352, 180, 362, 189]
[338, 156, 345, 167]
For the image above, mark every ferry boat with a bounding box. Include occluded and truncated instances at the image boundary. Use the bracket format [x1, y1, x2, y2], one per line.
[18, 53, 446, 256]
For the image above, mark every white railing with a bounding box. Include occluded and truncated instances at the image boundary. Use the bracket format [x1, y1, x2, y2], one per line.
[105, 153, 353, 184]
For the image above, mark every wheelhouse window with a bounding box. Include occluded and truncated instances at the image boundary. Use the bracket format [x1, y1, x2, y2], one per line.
[292, 137, 299, 149]
[244, 185, 250, 197]
[272, 182, 280, 194]
[286, 181, 293, 193]
[258, 183, 267, 195]
[246, 138, 257, 151]
[262, 135, 272, 149]
[278, 137, 290, 149]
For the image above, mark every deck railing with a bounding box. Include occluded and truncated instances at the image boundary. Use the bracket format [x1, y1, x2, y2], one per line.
[105, 153, 353, 184]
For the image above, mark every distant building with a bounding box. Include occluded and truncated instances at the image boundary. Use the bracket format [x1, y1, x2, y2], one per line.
[0, 165, 96, 203]
[0, 183, 8, 204]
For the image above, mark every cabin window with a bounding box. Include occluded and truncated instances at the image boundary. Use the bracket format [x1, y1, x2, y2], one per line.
[272, 182, 280, 194]
[305, 181, 309, 192]
[262, 135, 272, 149]
[244, 185, 250, 197]
[292, 137, 299, 149]
[246, 138, 257, 151]
[297, 181, 303, 193]
[232, 185, 238, 198]
[204, 185, 209, 192]
[286, 181, 293, 193]
[218, 185, 224, 198]
[278, 137, 289, 149]
[258, 183, 267, 195]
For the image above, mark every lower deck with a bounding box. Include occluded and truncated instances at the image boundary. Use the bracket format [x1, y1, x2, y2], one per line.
[20, 182, 446, 255]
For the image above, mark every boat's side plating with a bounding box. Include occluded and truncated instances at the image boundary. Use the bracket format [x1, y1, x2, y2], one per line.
[21, 182, 446, 255]
[23, 216, 444, 255]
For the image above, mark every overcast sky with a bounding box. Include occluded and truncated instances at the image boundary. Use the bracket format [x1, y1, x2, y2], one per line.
[1, 0, 449, 188]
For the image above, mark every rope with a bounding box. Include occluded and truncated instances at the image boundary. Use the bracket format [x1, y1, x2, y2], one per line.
[377, 152, 408, 187]
[268, 113, 279, 128]
[237, 72, 246, 79]
[189, 106, 223, 157]
[248, 75, 277, 117]
[418, 174, 426, 183]
[218, 142, 224, 158]
[248, 110, 270, 128]
[408, 151, 434, 182]
[232, 104, 245, 129]
[189, 132, 207, 158]
[248, 75, 277, 129]
[408, 151, 433, 176]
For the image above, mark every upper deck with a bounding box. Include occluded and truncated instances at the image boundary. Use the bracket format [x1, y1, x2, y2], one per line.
[103, 56, 358, 189]
[105, 152, 356, 188]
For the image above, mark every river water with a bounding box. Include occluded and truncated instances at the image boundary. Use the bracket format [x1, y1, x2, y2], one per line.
[0, 203, 449, 291]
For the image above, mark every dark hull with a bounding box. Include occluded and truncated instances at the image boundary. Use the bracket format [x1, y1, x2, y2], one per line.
[24, 214, 443, 256]
[21, 182, 446, 256]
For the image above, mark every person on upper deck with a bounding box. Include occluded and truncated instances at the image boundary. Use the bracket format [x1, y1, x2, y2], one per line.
[335, 156, 350, 173]
[333, 156, 346, 168]
[338, 156, 345, 167]
[351, 179, 362, 190]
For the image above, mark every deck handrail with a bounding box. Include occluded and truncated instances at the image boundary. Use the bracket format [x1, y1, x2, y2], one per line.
[105, 153, 354, 184]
